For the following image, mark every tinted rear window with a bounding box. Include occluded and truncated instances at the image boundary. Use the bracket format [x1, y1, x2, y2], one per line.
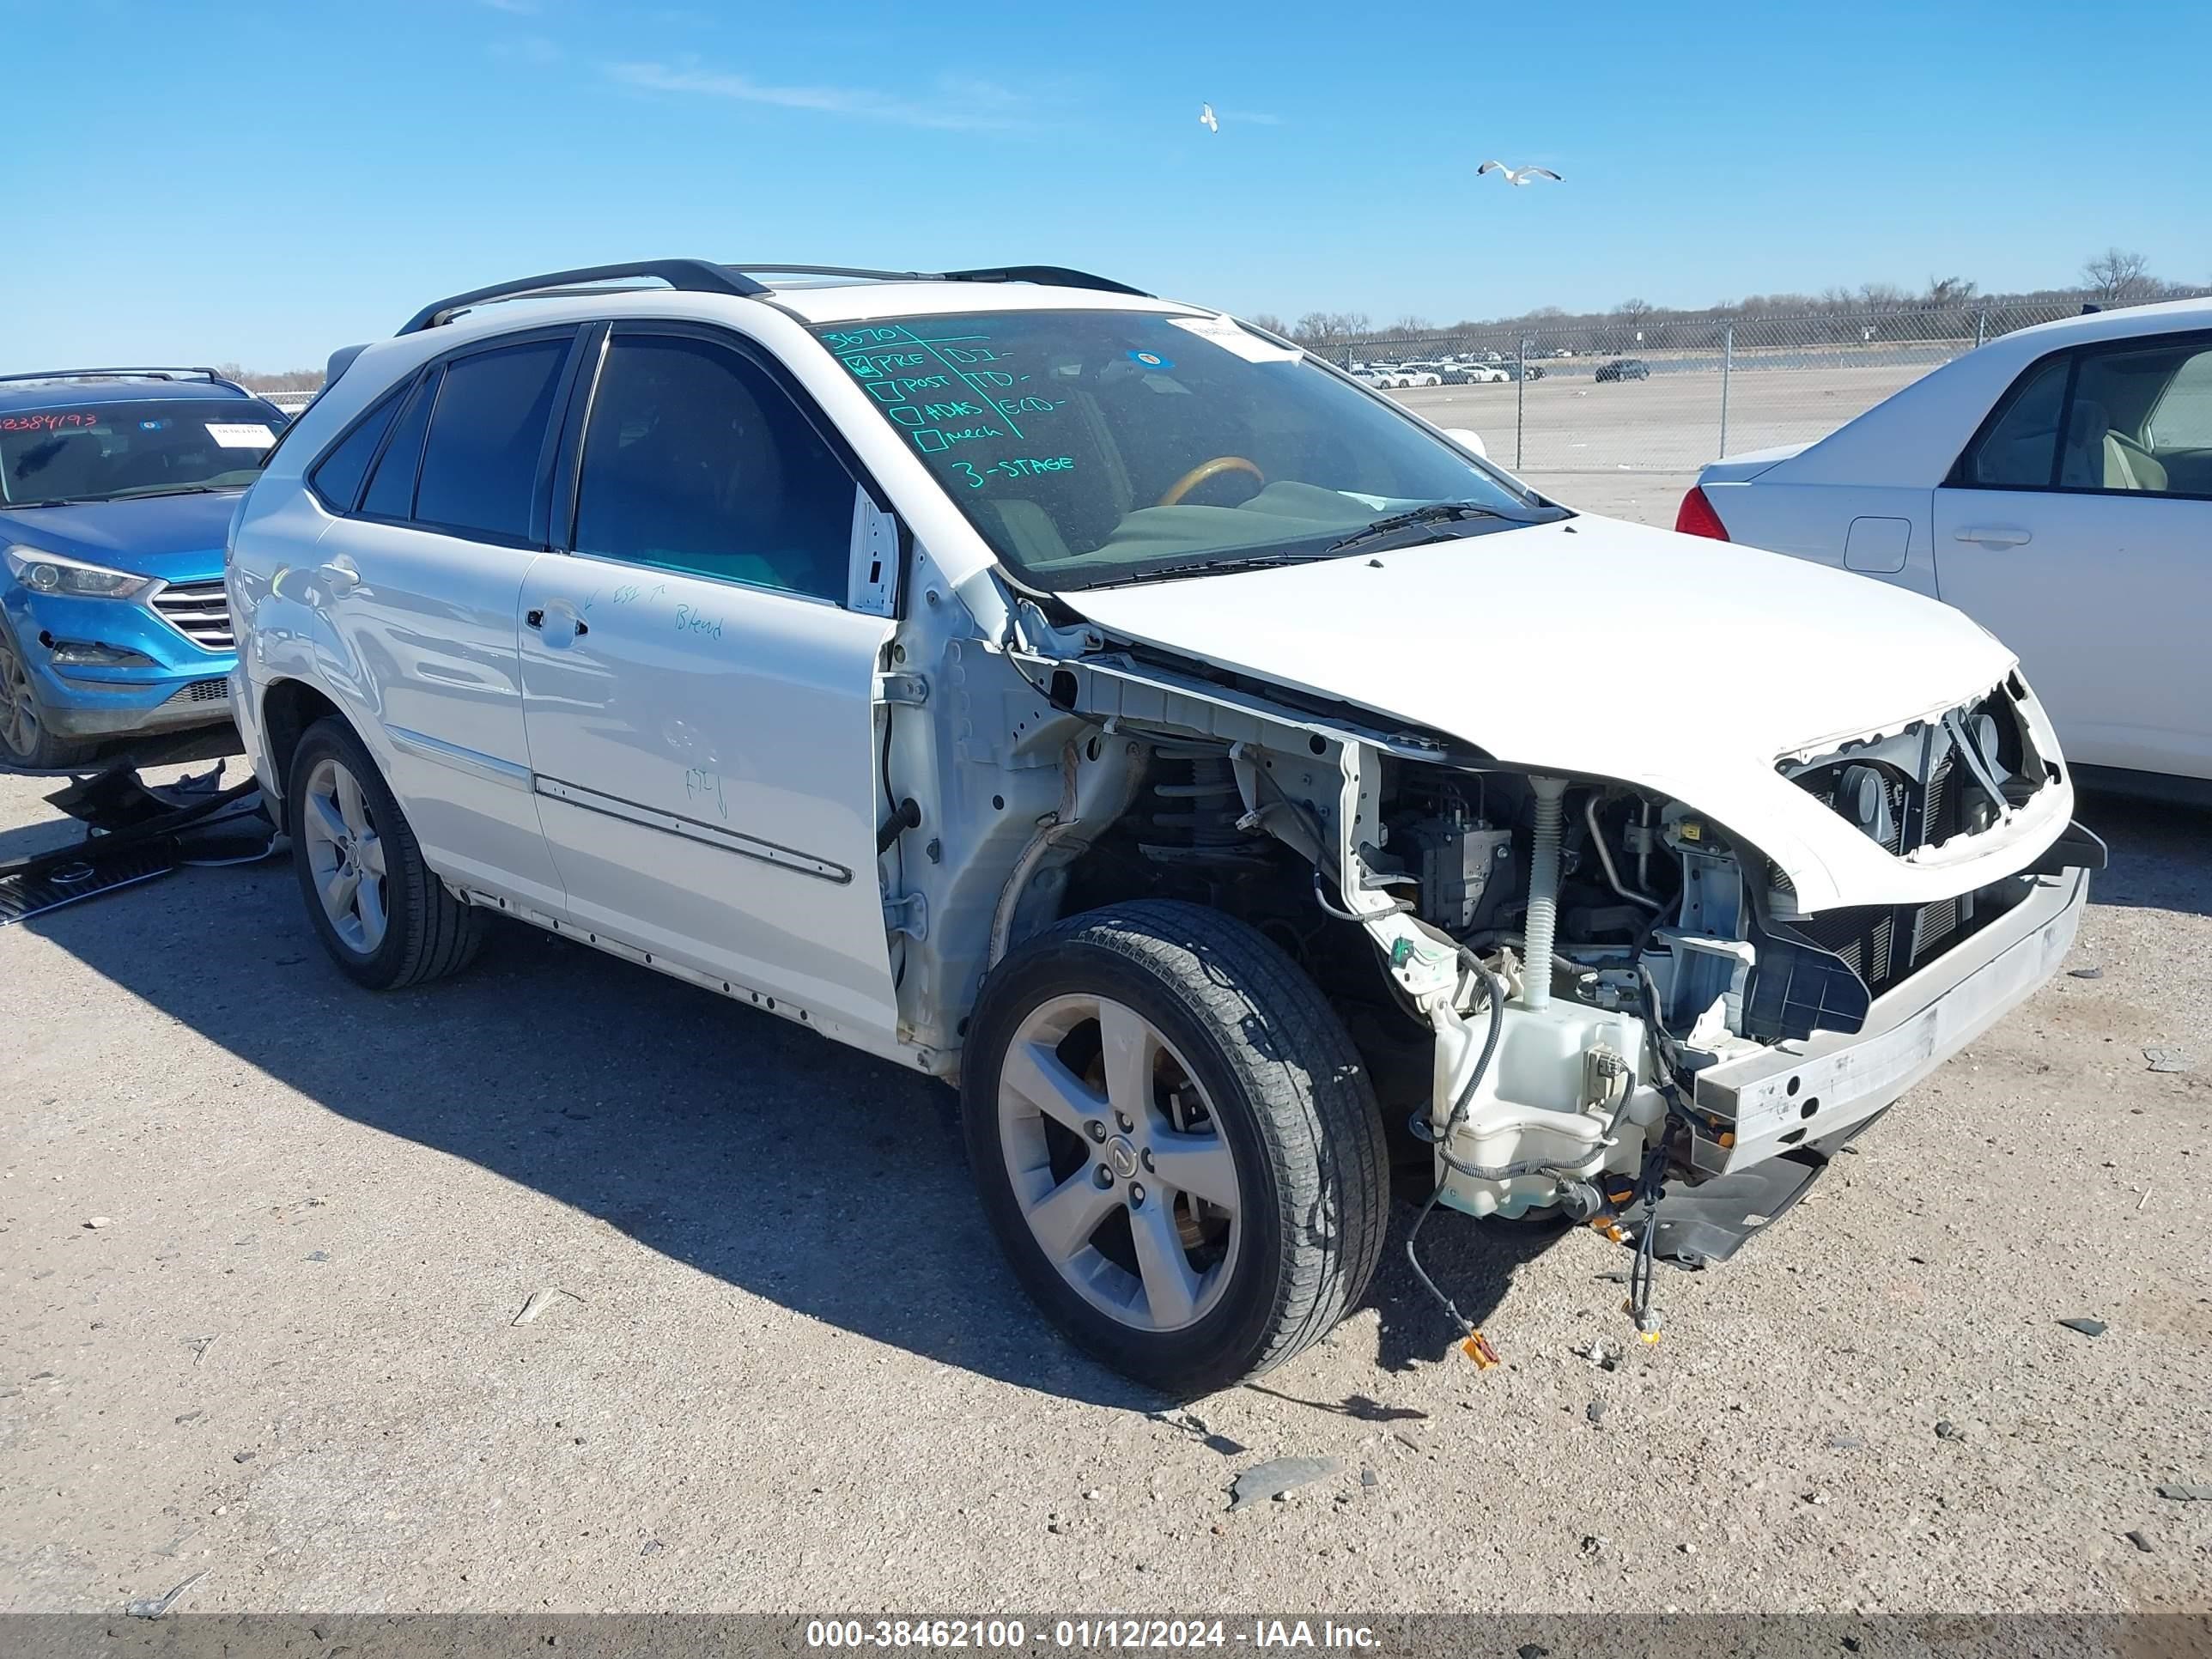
[412, 339, 569, 540]
[308, 386, 404, 512]
[361, 370, 439, 520]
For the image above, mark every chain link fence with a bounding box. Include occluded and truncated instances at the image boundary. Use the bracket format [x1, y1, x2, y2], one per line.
[251, 296, 2203, 478]
[1313, 301, 2113, 474]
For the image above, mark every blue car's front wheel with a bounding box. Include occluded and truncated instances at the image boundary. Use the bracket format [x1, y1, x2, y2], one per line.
[0, 622, 93, 770]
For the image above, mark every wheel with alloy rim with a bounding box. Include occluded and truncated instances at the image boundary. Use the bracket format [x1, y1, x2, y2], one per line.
[300, 754, 389, 956]
[0, 624, 93, 769]
[962, 900, 1389, 1395]
[285, 716, 483, 989]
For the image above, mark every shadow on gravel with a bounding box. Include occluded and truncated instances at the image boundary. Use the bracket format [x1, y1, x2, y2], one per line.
[2077, 790, 2212, 920]
[23, 854, 1559, 1404]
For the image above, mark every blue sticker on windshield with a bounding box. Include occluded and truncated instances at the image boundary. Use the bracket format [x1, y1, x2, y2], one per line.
[139, 418, 172, 430]
[1127, 349, 1175, 370]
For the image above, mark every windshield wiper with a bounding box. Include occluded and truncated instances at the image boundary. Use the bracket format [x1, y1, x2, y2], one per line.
[1326, 501, 1510, 553]
[1113, 552, 1329, 586]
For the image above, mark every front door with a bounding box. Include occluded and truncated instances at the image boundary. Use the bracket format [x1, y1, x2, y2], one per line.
[517, 326, 901, 1045]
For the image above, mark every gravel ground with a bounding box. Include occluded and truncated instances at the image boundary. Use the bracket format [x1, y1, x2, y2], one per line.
[3, 733, 2207, 1618]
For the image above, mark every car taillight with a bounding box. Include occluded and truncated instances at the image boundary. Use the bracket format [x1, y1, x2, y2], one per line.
[1674, 485, 1729, 541]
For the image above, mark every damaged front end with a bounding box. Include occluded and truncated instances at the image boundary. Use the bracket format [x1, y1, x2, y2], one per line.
[1006, 634, 2099, 1298]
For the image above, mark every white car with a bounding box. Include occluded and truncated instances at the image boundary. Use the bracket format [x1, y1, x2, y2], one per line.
[1682, 297, 2212, 791]
[229, 258, 2096, 1393]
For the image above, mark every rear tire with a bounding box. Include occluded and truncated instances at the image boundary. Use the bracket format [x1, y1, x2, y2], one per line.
[962, 900, 1389, 1396]
[287, 717, 483, 989]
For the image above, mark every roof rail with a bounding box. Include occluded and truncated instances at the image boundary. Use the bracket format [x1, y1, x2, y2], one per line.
[0, 366, 230, 386]
[941, 265, 1152, 298]
[722, 263, 1152, 298]
[397, 259, 770, 334]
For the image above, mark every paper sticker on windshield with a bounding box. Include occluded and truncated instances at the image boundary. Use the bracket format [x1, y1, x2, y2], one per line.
[204, 422, 276, 449]
[1127, 349, 1175, 371]
[1168, 315, 1302, 364]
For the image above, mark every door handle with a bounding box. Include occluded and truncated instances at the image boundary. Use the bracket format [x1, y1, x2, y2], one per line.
[316, 557, 360, 591]
[1954, 526, 2031, 547]
[525, 606, 586, 638]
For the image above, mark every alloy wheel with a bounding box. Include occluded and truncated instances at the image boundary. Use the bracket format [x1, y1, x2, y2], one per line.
[0, 628, 43, 760]
[995, 994, 1243, 1332]
[300, 756, 389, 954]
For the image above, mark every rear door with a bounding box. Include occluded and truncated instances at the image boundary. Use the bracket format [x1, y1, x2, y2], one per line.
[307, 328, 583, 910]
[517, 323, 901, 1045]
[1932, 330, 2212, 779]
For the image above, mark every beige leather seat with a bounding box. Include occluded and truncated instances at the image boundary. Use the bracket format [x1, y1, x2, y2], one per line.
[2104, 429, 2169, 491]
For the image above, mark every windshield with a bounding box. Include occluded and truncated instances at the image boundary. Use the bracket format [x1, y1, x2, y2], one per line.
[811, 310, 1559, 589]
[0, 398, 289, 507]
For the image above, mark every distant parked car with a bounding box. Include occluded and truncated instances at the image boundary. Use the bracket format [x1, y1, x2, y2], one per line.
[1499, 363, 1547, 383]
[1594, 358, 1651, 383]
[1437, 363, 1506, 386]
[0, 367, 289, 766]
[1680, 296, 2212, 791]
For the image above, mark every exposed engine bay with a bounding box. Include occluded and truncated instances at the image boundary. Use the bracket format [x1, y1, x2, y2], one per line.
[969, 633, 2087, 1255]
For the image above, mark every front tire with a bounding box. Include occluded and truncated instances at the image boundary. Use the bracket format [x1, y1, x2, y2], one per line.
[287, 717, 483, 989]
[962, 901, 1389, 1395]
[0, 623, 94, 770]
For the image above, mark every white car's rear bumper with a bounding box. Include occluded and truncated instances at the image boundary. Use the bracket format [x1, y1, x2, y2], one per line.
[1689, 868, 2088, 1174]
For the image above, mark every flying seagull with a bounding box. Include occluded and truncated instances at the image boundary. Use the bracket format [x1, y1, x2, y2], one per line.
[1200, 102, 1219, 133]
[1477, 161, 1562, 185]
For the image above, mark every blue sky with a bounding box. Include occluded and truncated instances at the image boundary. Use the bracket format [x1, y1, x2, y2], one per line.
[5, 0, 2207, 370]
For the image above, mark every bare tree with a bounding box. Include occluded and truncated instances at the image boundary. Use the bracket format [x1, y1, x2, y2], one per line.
[1613, 298, 1655, 325]
[1923, 274, 1978, 306]
[2081, 247, 2154, 304]
[1244, 312, 1292, 338]
[1389, 313, 1432, 336]
[1857, 282, 1908, 310]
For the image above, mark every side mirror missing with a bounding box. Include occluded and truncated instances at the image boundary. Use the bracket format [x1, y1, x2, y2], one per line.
[849, 488, 900, 617]
[1442, 426, 1488, 459]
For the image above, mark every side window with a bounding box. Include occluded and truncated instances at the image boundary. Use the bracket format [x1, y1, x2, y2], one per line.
[361, 369, 439, 520]
[2075, 336, 2212, 495]
[1960, 354, 2069, 488]
[2146, 349, 2212, 451]
[413, 339, 569, 540]
[308, 384, 404, 512]
[571, 334, 854, 602]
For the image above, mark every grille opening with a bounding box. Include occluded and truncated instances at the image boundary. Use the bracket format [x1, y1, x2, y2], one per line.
[149, 580, 234, 651]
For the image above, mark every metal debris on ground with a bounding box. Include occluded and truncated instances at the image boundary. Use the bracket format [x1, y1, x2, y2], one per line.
[125, 1571, 206, 1620]
[1586, 1400, 1607, 1425]
[2143, 1047, 2190, 1073]
[1826, 1431, 1868, 1450]
[1573, 1338, 1621, 1371]
[2155, 1483, 2212, 1501]
[1227, 1455, 1342, 1511]
[2125, 1529, 2155, 1553]
[511, 1287, 582, 1326]
[83, 1216, 112, 1229]
[2067, 966, 2103, 980]
[1935, 1419, 1964, 1441]
[2057, 1317, 2107, 1337]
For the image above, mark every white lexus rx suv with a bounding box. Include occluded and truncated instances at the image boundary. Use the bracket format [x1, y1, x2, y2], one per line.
[229, 259, 2100, 1393]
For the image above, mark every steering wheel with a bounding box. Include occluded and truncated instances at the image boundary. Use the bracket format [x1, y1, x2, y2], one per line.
[1158, 455, 1264, 507]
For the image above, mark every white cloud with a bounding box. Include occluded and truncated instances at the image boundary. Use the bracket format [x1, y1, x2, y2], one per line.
[605, 59, 1031, 131]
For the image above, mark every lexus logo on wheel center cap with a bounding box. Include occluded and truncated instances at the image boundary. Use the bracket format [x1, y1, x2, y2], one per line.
[1106, 1135, 1139, 1180]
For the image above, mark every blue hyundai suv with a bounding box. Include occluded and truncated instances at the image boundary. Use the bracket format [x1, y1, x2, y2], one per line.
[0, 368, 291, 766]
